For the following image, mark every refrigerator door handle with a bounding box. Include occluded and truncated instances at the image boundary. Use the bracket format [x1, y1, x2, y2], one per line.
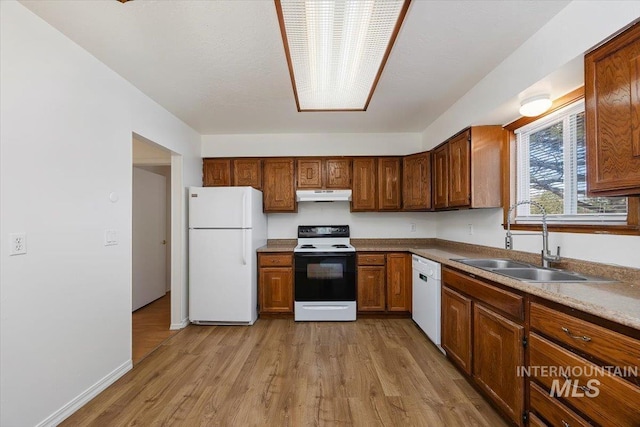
[242, 229, 247, 265]
[242, 190, 248, 229]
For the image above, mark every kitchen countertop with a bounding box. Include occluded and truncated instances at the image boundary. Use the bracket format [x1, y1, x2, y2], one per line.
[258, 238, 640, 330]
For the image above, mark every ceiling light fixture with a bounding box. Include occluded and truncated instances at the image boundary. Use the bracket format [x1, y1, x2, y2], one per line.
[519, 94, 552, 117]
[275, 0, 411, 111]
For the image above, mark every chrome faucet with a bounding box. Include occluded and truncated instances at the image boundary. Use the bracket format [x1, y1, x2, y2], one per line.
[506, 200, 561, 268]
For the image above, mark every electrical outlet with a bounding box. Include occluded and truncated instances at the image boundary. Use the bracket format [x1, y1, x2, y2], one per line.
[467, 224, 474, 235]
[410, 223, 416, 232]
[9, 233, 27, 255]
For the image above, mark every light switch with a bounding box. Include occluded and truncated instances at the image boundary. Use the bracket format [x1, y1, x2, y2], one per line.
[104, 229, 118, 246]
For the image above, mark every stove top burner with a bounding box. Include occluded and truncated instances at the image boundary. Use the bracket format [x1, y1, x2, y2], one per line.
[294, 225, 355, 253]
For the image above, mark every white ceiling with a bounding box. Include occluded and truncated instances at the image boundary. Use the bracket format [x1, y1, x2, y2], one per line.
[20, 0, 571, 135]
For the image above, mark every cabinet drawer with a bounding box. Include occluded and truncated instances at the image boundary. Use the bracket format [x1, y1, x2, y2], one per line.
[530, 302, 640, 373]
[527, 412, 546, 427]
[357, 253, 386, 266]
[442, 268, 523, 320]
[529, 333, 640, 427]
[530, 382, 591, 427]
[259, 254, 292, 267]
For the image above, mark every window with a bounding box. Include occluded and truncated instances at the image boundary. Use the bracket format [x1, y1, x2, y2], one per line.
[514, 99, 627, 224]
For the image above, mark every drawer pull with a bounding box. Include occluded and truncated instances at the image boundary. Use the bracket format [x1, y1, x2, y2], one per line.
[562, 421, 570, 427]
[561, 374, 594, 394]
[561, 327, 592, 342]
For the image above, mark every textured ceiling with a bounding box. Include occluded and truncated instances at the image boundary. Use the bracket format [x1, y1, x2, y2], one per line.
[20, 0, 570, 135]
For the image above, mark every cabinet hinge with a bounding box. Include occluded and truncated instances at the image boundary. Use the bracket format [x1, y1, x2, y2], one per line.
[522, 411, 528, 424]
[522, 336, 528, 348]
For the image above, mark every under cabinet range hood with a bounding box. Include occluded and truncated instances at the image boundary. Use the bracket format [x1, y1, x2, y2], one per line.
[296, 189, 352, 202]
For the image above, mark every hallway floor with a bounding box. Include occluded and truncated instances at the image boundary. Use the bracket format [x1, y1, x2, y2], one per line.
[132, 292, 177, 364]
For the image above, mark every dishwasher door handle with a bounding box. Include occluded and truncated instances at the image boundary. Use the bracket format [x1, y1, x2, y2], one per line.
[419, 273, 429, 282]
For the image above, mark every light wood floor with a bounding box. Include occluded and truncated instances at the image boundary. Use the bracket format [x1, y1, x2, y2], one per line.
[132, 292, 177, 364]
[64, 319, 508, 426]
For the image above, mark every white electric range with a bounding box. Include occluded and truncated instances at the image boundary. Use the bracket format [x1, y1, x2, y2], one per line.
[293, 225, 356, 321]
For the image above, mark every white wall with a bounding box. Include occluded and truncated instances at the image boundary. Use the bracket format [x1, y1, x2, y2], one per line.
[202, 132, 422, 157]
[267, 202, 436, 239]
[421, 1, 640, 149]
[0, 2, 200, 426]
[427, 1, 640, 270]
[436, 209, 640, 269]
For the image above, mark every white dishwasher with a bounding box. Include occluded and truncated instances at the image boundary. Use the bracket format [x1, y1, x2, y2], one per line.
[412, 255, 443, 352]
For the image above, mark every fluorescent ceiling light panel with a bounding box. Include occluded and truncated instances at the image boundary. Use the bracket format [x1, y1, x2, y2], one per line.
[276, 0, 410, 111]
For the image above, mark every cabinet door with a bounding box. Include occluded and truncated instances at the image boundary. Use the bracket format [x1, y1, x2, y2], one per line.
[433, 145, 449, 209]
[233, 159, 262, 189]
[441, 286, 472, 374]
[203, 159, 231, 187]
[263, 159, 296, 212]
[259, 267, 293, 313]
[352, 158, 377, 211]
[377, 157, 402, 210]
[473, 304, 524, 425]
[448, 131, 471, 207]
[585, 23, 640, 196]
[386, 253, 411, 312]
[403, 152, 431, 210]
[357, 265, 386, 311]
[326, 158, 351, 188]
[297, 159, 323, 189]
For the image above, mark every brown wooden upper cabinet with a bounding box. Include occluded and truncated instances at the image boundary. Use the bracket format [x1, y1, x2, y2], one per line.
[296, 158, 352, 189]
[377, 157, 402, 210]
[432, 126, 506, 210]
[296, 158, 323, 189]
[403, 152, 431, 211]
[433, 145, 449, 209]
[448, 132, 471, 207]
[233, 158, 262, 189]
[203, 158, 231, 187]
[326, 158, 352, 188]
[262, 158, 296, 212]
[352, 158, 377, 211]
[585, 23, 640, 196]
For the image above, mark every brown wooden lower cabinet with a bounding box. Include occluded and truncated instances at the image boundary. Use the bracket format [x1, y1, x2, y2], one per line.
[442, 267, 525, 425]
[386, 253, 411, 312]
[473, 304, 524, 425]
[441, 285, 472, 375]
[357, 265, 386, 311]
[529, 381, 591, 427]
[526, 412, 547, 427]
[357, 252, 411, 313]
[529, 332, 640, 427]
[258, 253, 293, 314]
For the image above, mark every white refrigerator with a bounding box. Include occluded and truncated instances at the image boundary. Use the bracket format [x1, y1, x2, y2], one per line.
[188, 187, 267, 325]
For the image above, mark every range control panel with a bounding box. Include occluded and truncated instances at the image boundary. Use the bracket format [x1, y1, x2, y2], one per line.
[298, 225, 350, 238]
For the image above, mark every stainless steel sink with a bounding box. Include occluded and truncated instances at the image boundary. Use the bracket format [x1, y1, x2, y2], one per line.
[491, 267, 588, 283]
[453, 258, 614, 283]
[455, 258, 532, 269]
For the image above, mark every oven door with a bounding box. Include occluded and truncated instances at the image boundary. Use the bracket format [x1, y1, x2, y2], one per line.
[294, 252, 356, 301]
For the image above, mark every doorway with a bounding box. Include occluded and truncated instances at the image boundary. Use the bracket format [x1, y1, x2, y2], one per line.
[132, 136, 176, 364]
